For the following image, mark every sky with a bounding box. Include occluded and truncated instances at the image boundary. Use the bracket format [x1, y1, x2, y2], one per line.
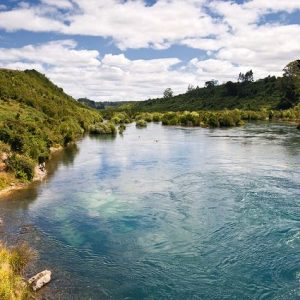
[0, 0, 300, 101]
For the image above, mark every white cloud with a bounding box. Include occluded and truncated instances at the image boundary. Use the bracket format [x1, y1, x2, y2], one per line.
[0, 8, 64, 32]
[0, 40, 198, 101]
[0, 0, 299, 100]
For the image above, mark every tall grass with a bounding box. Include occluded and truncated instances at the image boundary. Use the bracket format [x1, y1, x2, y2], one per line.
[0, 242, 36, 300]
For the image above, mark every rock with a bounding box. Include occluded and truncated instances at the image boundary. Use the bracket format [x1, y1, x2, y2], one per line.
[28, 270, 52, 291]
[0, 218, 3, 226]
[19, 224, 33, 234]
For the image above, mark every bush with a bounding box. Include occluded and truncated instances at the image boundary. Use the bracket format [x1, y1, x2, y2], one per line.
[136, 119, 147, 128]
[206, 114, 220, 128]
[6, 154, 35, 181]
[152, 113, 162, 122]
[0, 141, 10, 154]
[89, 122, 117, 135]
[0, 173, 15, 190]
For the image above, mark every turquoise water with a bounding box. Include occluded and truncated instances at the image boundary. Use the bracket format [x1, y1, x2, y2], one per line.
[1, 122, 300, 299]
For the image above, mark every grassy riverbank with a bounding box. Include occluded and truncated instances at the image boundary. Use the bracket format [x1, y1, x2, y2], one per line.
[0, 243, 36, 300]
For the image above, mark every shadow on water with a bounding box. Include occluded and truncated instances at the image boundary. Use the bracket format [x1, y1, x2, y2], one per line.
[88, 133, 117, 142]
[0, 143, 80, 206]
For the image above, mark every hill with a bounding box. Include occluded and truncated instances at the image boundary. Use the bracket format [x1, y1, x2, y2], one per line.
[78, 98, 135, 109]
[88, 60, 300, 113]
[0, 69, 102, 188]
[134, 61, 300, 112]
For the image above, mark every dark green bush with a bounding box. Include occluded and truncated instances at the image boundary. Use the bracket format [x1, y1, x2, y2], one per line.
[6, 154, 35, 181]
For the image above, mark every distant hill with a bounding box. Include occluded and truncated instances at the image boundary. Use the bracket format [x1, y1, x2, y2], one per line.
[78, 98, 105, 109]
[78, 98, 134, 109]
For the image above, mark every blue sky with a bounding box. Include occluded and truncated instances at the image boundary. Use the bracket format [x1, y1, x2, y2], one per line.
[0, 0, 299, 101]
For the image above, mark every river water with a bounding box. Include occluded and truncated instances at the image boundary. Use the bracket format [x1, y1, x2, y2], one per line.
[0, 122, 300, 299]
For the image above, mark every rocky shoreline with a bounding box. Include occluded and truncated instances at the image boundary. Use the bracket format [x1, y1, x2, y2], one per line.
[0, 146, 63, 198]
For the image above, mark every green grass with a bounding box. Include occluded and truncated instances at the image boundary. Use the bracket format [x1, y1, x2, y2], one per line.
[0, 243, 36, 300]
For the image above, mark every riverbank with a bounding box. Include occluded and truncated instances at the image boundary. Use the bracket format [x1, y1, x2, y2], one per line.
[0, 146, 64, 198]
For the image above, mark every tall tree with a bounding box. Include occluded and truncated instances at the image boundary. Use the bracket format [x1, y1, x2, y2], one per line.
[163, 88, 173, 99]
[278, 60, 300, 109]
[205, 80, 218, 88]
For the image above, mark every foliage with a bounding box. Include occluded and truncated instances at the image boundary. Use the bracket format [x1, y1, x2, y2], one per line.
[89, 122, 117, 135]
[163, 88, 173, 99]
[136, 119, 147, 128]
[0, 68, 102, 187]
[159, 110, 244, 128]
[277, 60, 300, 109]
[0, 242, 36, 300]
[238, 70, 254, 83]
[0, 173, 16, 190]
[205, 80, 218, 88]
[6, 154, 35, 181]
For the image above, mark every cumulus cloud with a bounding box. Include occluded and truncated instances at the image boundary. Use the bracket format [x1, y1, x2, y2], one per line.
[0, 0, 299, 100]
[0, 40, 198, 101]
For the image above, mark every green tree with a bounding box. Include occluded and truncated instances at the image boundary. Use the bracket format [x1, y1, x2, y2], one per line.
[163, 88, 173, 99]
[278, 60, 300, 109]
[205, 80, 218, 88]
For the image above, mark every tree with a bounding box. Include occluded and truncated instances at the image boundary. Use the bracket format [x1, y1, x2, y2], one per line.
[283, 60, 300, 78]
[244, 70, 254, 82]
[163, 88, 173, 99]
[277, 60, 300, 109]
[205, 80, 218, 88]
[238, 70, 254, 83]
[187, 84, 195, 93]
[224, 81, 237, 96]
[238, 72, 245, 83]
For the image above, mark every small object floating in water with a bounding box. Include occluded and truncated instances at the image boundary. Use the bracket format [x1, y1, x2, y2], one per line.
[28, 270, 52, 291]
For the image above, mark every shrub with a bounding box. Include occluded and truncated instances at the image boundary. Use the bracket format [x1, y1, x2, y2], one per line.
[89, 122, 117, 135]
[206, 114, 220, 128]
[0, 142, 10, 154]
[0, 173, 15, 190]
[152, 113, 162, 122]
[6, 154, 35, 181]
[136, 119, 147, 128]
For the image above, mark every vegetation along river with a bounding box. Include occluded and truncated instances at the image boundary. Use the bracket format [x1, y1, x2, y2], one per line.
[0, 122, 300, 299]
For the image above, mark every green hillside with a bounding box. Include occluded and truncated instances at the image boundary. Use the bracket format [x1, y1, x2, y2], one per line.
[135, 77, 299, 112]
[0, 69, 102, 187]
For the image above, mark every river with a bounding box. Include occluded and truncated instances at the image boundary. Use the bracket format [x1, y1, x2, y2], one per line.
[1, 122, 300, 299]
